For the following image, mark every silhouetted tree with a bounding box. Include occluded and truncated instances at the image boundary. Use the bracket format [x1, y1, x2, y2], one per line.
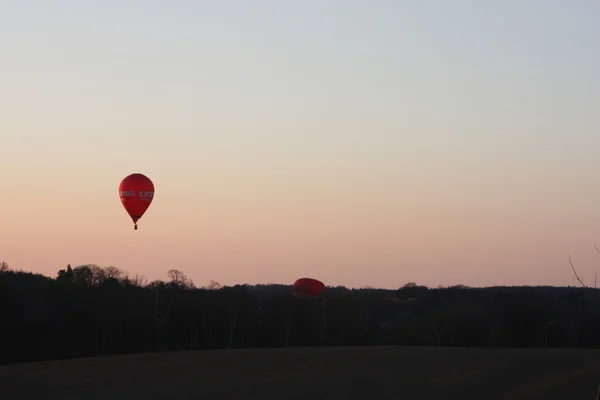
[0, 261, 9, 272]
[167, 269, 195, 290]
[56, 264, 74, 282]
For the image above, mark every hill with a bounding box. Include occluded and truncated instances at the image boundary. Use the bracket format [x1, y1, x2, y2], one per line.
[0, 346, 598, 400]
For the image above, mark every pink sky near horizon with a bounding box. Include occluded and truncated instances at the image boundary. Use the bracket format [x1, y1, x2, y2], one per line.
[2, 1, 600, 289]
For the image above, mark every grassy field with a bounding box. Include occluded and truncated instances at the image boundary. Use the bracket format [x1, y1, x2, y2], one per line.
[0, 346, 598, 399]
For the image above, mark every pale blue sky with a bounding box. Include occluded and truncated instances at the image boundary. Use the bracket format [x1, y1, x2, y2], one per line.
[1, 1, 600, 289]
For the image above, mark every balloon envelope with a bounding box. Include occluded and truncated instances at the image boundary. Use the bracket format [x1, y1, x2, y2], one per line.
[119, 173, 155, 229]
[292, 278, 325, 297]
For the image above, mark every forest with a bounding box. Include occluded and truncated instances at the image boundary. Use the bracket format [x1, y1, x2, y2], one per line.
[1, 261, 599, 366]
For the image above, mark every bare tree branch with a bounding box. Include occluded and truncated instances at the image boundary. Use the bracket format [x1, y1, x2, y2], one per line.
[568, 255, 587, 288]
[570, 253, 600, 398]
[594, 245, 600, 289]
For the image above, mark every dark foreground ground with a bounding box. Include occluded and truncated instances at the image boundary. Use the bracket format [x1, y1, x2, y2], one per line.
[0, 346, 598, 400]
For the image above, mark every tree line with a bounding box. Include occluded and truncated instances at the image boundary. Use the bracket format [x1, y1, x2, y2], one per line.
[0, 261, 599, 365]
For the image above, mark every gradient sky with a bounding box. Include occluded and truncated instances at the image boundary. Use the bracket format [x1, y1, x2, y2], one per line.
[2, 1, 600, 289]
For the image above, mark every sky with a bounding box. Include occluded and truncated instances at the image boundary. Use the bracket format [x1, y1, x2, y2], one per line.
[1, 0, 600, 289]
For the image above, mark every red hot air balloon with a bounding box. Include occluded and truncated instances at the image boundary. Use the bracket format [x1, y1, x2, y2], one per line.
[119, 173, 155, 230]
[292, 278, 325, 299]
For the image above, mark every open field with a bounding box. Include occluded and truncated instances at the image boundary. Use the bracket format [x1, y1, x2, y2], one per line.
[0, 346, 598, 400]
